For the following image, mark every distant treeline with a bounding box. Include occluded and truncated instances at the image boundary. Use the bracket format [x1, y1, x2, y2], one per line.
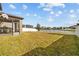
[23, 24, 76, 31]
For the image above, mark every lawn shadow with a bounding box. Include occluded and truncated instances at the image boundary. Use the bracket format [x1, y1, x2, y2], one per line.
[22, 35, 79, 56]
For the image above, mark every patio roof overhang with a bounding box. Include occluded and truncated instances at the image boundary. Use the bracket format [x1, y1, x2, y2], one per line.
[0, 17, 21, 22]
[0, 12, 24, 22]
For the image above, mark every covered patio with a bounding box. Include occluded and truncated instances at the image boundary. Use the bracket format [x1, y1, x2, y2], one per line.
[0, 12, 23, 35]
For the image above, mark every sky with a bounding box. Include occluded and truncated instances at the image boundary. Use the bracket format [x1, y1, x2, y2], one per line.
[1, 3, 79, 27]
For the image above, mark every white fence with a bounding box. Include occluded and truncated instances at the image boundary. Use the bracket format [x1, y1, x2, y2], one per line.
[75, 26, 79, 37]
[40, 30, 75, 35]
[22, 28, 38, 32]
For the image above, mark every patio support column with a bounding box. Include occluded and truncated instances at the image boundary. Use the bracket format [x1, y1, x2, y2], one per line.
[12, 19, 14, 35]
[19, 20, 22, 34]
[19, 20, 20, 34]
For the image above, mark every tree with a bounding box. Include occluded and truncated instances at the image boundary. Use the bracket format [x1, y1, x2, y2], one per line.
[36, 24, 41, 31]
[52, 27, 57, 30]
[46, 27, 51, 30]
[41, 26, 46, 30]
[59, 27, 63, 30]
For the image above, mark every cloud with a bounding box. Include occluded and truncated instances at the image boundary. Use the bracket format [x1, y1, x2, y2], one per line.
[15, 12, 22, 15]
[39, 3, 65, 8]
[38, 3, 46, 8]
[50, 11, 54, 14]
[26, 13, 38, 17]
[46, 3, 65, 8]
[33, 14, 37, 16]
[43, 8, 52, 11]
[9, 4, 16, 9]
[58, 11, 62, 14]
[22, 4, 28, 10]
[50, 10, 62, 16]
[38, 3, 65, 12]
[70, 10, 74, 13]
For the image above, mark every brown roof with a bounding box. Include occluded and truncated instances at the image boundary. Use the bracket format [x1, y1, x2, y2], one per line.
[0, 12, 24, 20]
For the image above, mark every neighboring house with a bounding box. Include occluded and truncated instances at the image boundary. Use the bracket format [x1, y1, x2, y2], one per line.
[22, 24, 38, 32]
[23, 24, 33, 28]
[69, 25, 76, 29]
[62, 26, 76, 30]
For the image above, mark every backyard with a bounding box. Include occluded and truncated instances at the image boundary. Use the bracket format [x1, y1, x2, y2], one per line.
[0, 32, 78, 56]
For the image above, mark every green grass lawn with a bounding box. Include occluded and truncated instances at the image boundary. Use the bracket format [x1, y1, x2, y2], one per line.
[0, 32, 63, 56]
